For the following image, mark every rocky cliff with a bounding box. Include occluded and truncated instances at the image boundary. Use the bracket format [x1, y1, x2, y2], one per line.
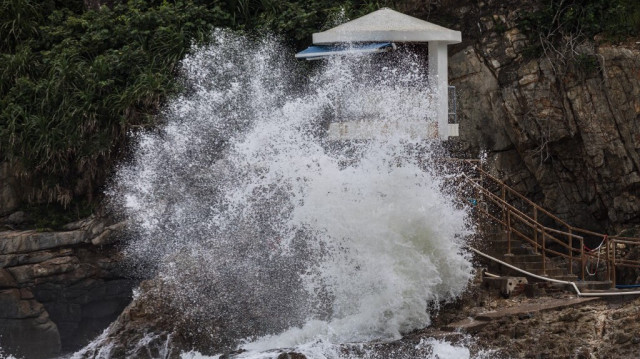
[0, 218, 136, 358]
[2, 2, 637, 233]
[1, 2, 639, 358]
[437, 1, 640, 232]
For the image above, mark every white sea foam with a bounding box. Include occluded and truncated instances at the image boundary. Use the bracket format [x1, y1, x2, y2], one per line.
[101, 29, 475, 357]
[181, 337, 494, 359]
[0, 346, 20, 359]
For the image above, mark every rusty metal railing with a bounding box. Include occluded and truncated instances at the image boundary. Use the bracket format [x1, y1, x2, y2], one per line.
[447, 159, 640, 288]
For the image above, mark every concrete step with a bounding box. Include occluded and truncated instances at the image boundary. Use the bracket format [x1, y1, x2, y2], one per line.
[509, 261, 545, 271]
[555, 274, 579, 282]
[576, 281, 614, 291]
[503, 254, 543, 262]
[491, 246, 531, 256]
[490, 240, 534, 255]
[494, 259, 577, 282]
[528, 268, 566, 278]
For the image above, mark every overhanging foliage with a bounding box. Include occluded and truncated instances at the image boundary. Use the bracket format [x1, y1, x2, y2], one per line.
[0, 0, 395, 213]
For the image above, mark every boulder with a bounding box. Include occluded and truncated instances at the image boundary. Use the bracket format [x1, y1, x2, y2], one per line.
[0, 217, 136, 356]
[0, 288, 61, 359]
[0, 269, 17, 288]
[0, 230, 88, 255]
[483, 276, 528, 298]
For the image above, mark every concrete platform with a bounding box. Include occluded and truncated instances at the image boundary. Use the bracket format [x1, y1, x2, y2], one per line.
[444, 297, 600, 333]
[474, 297, 599, 320]
[442, 317, 490, 334]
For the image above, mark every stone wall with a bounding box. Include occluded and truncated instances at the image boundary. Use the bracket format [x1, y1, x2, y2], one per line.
[444, 1, 640, 232]
[0, 218, 136, 358]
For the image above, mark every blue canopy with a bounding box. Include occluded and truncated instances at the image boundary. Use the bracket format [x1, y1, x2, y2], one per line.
[295, 42, 395, 60]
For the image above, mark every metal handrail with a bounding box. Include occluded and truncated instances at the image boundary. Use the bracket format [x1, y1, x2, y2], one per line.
[465, 160, 640, 241]
[462, 174, 584, 277]
[453, 159, 640, 287]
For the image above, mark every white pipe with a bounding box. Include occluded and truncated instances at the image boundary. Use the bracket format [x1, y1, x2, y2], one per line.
[483, 270, 500, 278]
[469, 246, 640, 297]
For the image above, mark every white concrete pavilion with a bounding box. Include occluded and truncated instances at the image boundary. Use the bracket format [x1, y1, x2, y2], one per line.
[296, 8, 461, 140]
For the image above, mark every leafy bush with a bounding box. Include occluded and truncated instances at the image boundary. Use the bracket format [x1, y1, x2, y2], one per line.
[0, 0, 394, 217]
[1, 0, 228, 206]
[518, 0, 639, 76]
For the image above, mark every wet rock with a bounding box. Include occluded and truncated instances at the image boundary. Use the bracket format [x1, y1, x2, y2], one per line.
[0, 217, 136, 357]
[469, 295, 640, 358]
[91, 221, 126, 246]
[277, 352, 307, 359]
[0, 230, 88, 254]
[0, 289, 44, 318]
[6, 211, 27, 225]
[0, 288, 61, 358]
[75, 279, 229, 358]
[0, 269, 17, 288]
[0, 314, 61, 359]
[7, 256, 79, 284]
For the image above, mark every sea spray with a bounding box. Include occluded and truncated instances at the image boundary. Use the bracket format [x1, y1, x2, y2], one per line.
[94, 29, 474, 356]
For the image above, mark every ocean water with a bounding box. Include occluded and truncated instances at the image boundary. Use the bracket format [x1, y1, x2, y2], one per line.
[78, 30, 476, 358]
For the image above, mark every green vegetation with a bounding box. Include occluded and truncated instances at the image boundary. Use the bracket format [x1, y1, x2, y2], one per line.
[520, 0, 640, 41]
[0, 0, 395, 219]
[5, 0, 637, 224]
[28, 201, 94, 230]
[1, 0, 226, 209]
[518, 0, 640, 75]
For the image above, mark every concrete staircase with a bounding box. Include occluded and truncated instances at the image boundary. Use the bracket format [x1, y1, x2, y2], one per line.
[482, 230, 577, 282]
[457, 159, 632, 290]
[481, 231, 614, 290]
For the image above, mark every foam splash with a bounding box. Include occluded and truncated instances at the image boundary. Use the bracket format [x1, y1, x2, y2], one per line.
[181, 337, 493, 359]
[0, 350, 18, 359]
[106, 29, 473, 356]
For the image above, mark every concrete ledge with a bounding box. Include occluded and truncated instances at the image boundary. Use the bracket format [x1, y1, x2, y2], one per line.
[475, 297, 599, 321]
[443, 297, 601, 334]
[483, 276, 528, 298]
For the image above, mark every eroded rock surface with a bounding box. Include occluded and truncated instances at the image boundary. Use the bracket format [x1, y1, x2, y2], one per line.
[0, 218, 136, 358]
[445, 1, 640, 232]
[473, 295, 640, 358]
[417, 274, 640, 359]
[76, 279, 226, 359]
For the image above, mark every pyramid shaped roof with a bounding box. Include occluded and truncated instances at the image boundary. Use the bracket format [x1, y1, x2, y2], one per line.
[313, 8, 461, 45]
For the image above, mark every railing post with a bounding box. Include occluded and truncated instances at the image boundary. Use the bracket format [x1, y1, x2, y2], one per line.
[501, 186, 506, 229]
[612, 240, 616, 288]
[580, 238, 585, 281]
[533, 207, 538, 254]
[479, 164, 484, 208]
[506, 209, 512, 255]
[606, 237, 611, 285]
[568, 229, 573, 275]
[542, 230, 547, 276]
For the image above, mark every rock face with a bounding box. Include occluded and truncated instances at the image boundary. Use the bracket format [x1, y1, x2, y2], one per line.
[75, 279, 226, 359]
[0, 218, 136, 358]
[474, 296, 640, 358]
[440, 1, 640, 232]
[1, 2, 637, 236]
[0, 162, 20, 217]
[422, 274, 640, 359]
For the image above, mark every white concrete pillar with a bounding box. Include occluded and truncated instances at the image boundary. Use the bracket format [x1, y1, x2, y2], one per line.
[428, 41, 449, 140]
